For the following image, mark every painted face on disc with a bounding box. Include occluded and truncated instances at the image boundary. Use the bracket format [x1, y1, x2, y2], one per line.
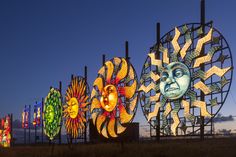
[46, 105, 55, 123]
[160, 62, 190, 100]
[67, 97, 79, 119]
[100, 85, 118, 112]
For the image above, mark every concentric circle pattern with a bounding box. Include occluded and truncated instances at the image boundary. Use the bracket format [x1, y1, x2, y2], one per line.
[91, 57, 138, 138]
[43, 88, 62, 140]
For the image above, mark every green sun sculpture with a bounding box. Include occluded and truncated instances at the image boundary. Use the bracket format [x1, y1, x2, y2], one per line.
[43, 88, 62, 140]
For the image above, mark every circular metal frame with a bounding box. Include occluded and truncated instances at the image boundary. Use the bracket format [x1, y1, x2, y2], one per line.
[139, 23, 233, 136]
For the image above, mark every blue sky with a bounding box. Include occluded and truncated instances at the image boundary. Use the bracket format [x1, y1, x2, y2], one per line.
[0, 0, 236, 127]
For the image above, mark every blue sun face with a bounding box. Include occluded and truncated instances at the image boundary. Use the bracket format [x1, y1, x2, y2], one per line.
[160, 62, 190, 100]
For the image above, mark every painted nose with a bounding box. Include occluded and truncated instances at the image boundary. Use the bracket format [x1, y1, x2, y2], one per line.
[166, 76, 174, 84]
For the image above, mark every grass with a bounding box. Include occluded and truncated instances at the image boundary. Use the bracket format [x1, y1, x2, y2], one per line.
[1, 138, 236, 157]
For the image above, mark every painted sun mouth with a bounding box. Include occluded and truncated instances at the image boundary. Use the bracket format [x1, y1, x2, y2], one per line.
[165, 87, 179, 92]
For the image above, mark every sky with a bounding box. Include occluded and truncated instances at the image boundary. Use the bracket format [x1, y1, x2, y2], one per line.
[0, 0, 236, 128]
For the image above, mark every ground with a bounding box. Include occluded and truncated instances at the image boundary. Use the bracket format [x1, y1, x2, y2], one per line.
[1, 138, 236, 157]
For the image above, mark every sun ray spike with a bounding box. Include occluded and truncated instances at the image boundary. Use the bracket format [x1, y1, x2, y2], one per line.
[171, 27, 181, 53]
[113, 57, 121, 66]
[147, 102, 160, 121]
[98, 66, 105, 77]
[180, 32, 192, 59]
[105, 61, 114, 83]
[96, 113, 106, 134]
[128, 66, 135, 80]
[119, 104, 133, 124]
[91, 112, 99, 125]
[195, 28, 213, 55]
[148, 53, 163, 70]
[91, 98, 101, 112]
[193, 100, 211, 117]
[138, 82, 157, 93]
[123, 80, 137, 99]
[171, 101, 180, 136]
[193, 46, 220, 68]
[194, 81, 211, 95]
[204, 66, 231, 80]
[149, 93, 160, 102]
[93, 77, 104, 93]
[162, 103, 172, 128]
[116, 58, 128, 83]
[108, 117, 118, 138]
[101, 122, 109, 138]
[129, 96, 138, 112]
[159, 46, 169, 64]
[117, 120, 126, 134]
[182, 100, 195, 124]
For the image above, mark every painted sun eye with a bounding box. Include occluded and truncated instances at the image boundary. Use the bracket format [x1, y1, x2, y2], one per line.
[174, 69, 183, 78]
[161, 72, 168, 82]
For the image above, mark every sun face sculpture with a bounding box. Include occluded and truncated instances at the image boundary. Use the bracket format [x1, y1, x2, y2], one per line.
[139, 23, 233, 136]
[91, 57, 138, 138]
[64, 76, 89, 139]
[1, 116, 11, 147]
[43, 88, 62, 140]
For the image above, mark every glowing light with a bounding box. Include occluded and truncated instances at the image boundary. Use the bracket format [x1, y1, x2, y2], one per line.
[64, 77, 89, 139]
[0, 116, 11, 147]
[100, 84, 118, 112]
[91, 57, 138, 138]
[43, 88, 62, 140]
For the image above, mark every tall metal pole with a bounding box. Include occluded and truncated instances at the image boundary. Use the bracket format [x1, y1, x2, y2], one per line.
[42, 98, 44, 144]
[155, 22, 161, 142]
[35, 102, 37, 144]
[84, 66, 87, 143]
[29, 105, 31, 144]
[102, 54, 106, 66]
[125, 41, 129, 61]
[24, 105, 26, 144]
[59, 81, 62, 144]
[200, 0, 205, 141]
[10, 113, 13, 146]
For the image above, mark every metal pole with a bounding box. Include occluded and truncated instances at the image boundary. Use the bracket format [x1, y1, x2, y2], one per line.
[155, 22, 161, 142]
[10, 113, 13, 146]
[29, 105, 31, 144]
[24, 105, 26, 144]
[102, 54, 106, 65]
[200, 0, 205, 141]
[42, 98, 44, 144]
[59, 81, 62, 144]
[84, 66, 87, 143]
[125, 41, 129, 61]
[35, 103, 37, 144]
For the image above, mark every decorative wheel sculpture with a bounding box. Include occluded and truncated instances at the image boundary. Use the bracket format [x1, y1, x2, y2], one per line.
[91, 57, 138, 138]
[139, 23, 233, 135]
[43, 88, 62, 140]
[64, 76, 90, 139]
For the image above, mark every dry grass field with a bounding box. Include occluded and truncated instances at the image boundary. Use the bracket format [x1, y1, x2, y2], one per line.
[1, 138, 236, 157]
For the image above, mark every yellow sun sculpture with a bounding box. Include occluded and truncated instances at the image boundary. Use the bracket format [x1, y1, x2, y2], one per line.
[139, 24, 232, 136]
[91, 57, 138, 138]
[64, 76, 89, 139]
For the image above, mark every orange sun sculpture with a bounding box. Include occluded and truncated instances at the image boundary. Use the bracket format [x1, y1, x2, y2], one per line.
[64, 76, 89, 139]
[91, 57, 138, 138]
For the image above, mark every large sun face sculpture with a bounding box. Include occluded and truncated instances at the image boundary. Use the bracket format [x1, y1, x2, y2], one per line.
[43, 88, 62, 140]
[64, 76, 89, 139]
[91, 57, 138, 138]
[139, 23, 233, 136]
